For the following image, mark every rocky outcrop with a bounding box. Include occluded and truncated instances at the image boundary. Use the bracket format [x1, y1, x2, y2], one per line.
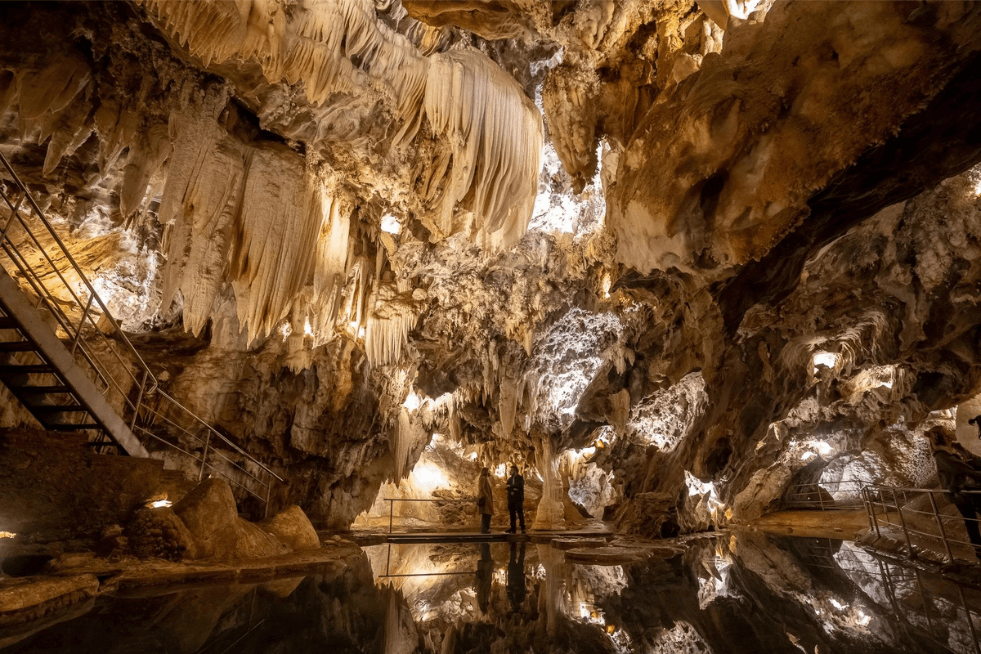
[172, 478, 288, 561]
[258, 505, 320, 551]
[2, 0, 981, 537]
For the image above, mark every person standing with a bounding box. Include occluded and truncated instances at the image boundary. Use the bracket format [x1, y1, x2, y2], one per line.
[507, 541, 527, 613]
[506, 465, 525, 534]
[477, 467, 494, 534]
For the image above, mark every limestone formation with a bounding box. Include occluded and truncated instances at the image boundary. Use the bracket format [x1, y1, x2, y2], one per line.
[1, 0, 981, 546]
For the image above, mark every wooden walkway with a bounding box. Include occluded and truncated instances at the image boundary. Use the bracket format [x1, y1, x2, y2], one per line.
[349, 528, 613, 546]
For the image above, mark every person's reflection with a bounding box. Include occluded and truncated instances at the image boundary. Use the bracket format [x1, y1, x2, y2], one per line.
[476, 542, 493, 614]
[507, 542, 526, 613]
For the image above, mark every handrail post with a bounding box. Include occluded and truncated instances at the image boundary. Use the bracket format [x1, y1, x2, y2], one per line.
[927, 490, 954, 562]
[130, 368, 148, 430]
[264, 479, 272, 519]
[389, 499, 394, 534]
[865, 487, 880, 537]
[957, 583, 981, 654]
[71, 292, 95, 355]
[199, 429, 211, 481]
[817, 484, 826, 511]
[892, 489, 914, 558]
[0, 191, 24, 241]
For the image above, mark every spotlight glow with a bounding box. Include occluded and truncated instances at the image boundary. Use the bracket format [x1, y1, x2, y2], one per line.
[811, 351, 839, 373]
[381, 213, 401, 234]
[402, 390, 422, 412]
[149, 499, 172, 508]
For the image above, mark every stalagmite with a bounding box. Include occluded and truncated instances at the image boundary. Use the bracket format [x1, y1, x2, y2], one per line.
[532, 437, 565, 530]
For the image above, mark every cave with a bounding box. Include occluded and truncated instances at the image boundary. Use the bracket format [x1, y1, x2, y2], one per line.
[2, 1, 981, 652]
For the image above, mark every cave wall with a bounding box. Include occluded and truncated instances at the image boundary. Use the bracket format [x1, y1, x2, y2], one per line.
[1, 1, 981, 534]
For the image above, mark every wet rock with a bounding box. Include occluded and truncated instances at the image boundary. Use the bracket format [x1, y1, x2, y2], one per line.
[124, 507, 196, 562]
[0, 574, 98, 623]
[258, 505, 320, 551]
[173, 479, 288, 561]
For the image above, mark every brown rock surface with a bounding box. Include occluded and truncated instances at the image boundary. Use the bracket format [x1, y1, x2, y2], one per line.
[173, 479, 288, 561]
[258, 505, 321, 551]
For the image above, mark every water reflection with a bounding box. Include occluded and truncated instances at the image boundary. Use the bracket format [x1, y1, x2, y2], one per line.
[2, 533, 981, 653]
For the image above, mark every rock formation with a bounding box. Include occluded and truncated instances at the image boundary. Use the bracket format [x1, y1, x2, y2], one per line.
[1, 0, 981, 538]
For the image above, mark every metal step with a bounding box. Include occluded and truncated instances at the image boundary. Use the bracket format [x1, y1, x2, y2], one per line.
[0, 364, 53, 374]
[45, 422, 100, 431]
[9, 384, 71, 394]
[0, 340, 36, 352]
[31, 404, 86, 413]
[0, 317, 19, 330]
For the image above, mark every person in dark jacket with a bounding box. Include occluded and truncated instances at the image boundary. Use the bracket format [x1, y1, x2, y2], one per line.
[929, 427, 981, 556]
[507, 541, 526, 613]
[506, 465, 525, 534]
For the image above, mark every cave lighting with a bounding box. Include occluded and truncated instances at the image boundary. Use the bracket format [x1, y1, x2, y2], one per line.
[602, 273, 612, 299]
[809, 440, 833, 456]
[303, 317, 313, 337]
[494, 463, 507, 478]
[830, 598, 848, 610]
[407, 462, 446, 495]
[380, 213, 401, 235]
[149, 499, 172, 508]
[279, 321, 292, 341]
[0, 531, 15, 539]
[811, 351, 839, 374]
[402, 390, 422, 411]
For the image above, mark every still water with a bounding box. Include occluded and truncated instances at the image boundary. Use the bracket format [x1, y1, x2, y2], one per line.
[2, 533, 980, 653]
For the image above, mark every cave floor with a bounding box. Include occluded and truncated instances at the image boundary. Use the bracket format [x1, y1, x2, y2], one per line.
[749, 509, 872, 539]
[7, 532, 981, 653]
[350, 521, 613, 546]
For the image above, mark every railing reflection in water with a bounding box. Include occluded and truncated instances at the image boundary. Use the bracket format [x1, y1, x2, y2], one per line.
[799, 538, 981, 654]
[863, 485, 981, 565]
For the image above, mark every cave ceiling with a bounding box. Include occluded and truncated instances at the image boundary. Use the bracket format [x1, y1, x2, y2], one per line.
[2, 0, 981, 532]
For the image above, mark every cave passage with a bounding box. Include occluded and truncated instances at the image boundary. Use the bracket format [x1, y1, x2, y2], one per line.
[4, 0, 981, 652]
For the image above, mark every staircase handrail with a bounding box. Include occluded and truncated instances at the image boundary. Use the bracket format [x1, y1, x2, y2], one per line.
[0, 150, 282, 512]
[0, 151, 158, 399]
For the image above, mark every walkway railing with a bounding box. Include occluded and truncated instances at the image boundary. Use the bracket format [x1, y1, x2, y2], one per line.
[863, 484, 981, 565]
[0, 151, 282, 513]
[382, 498, 470, 534]
[785, 479, 866, 510]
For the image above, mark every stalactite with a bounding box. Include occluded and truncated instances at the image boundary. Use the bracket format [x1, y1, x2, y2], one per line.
[140, 0, 429, 141]
[499, 375, 519, 438]
[364, 281, 423, 368]
[293, 193, 352, 348]
[423, 49, 543, 251]
[157, 87, 231, 334]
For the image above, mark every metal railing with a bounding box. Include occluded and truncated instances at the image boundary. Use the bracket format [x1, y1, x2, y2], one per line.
[785, 479, 866, 510]
[382, 498, 470, 533]
[863, 485, 981, 565]
[0, 151, 282, 513]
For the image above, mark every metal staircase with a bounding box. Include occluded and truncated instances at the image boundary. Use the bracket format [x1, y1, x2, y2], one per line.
[0, 268, 148, 455]
[0, 150, 282, 514]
